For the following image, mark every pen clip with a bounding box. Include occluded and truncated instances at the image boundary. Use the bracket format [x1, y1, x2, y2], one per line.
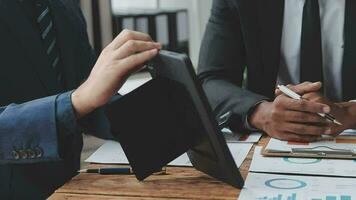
[292, 146, 356, 156]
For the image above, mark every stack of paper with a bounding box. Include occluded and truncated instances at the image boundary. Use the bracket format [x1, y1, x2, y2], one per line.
[85, 140, 253, 168]
[239, 130, 356, 199]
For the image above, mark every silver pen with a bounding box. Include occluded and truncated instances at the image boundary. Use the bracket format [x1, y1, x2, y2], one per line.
[277, 85, 342, 125]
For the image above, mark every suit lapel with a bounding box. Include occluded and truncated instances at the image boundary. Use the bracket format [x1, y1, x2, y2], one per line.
[0, 0, 61, 95]
[342, 0, 356, 100]
[259, 0, 284, 97]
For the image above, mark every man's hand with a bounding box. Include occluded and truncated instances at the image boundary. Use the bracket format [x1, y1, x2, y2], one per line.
[276, 82, 356, 135]
[71, 30, 161, 118]
[250, 82, 332, 142]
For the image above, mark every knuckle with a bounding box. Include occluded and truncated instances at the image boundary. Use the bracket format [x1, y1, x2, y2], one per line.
[127, 40, 137, 51]
[295, 126, 305, 133]
[315, 96, 323, 102]
[302, 93, 311, 99]
[121, 29, 130, 35]
[143, 33, 152, 40]
[123, 30, 134, 40]
[295, 113, 304, 121]
[274, 96, 284, 107]
[299, 101, 307, 109]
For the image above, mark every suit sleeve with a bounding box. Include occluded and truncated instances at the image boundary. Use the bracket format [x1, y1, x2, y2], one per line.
[197, 0, 268, 131]
[0, 95, 61, 164]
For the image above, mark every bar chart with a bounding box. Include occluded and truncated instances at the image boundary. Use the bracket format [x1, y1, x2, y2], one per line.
[257, 193, 297, 200]
[311, 196, 352, 200]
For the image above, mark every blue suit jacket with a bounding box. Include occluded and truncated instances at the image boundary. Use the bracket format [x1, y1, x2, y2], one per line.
[0, 0, 109, 199]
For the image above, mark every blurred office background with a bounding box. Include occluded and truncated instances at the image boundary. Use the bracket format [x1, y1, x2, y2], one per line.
[78, 0, 212, 167]
[79, 0, 212, 66]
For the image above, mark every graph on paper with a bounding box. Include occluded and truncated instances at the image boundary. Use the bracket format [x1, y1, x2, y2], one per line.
[238, 173, 356, 200]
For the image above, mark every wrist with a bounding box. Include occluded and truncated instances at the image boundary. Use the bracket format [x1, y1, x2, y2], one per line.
[249, 101, 272, 131]
[71, 84, 97, 119]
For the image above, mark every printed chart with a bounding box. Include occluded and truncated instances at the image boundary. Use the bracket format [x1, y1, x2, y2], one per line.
[238, 173, 356, 200]
[249, 147, 356, 177]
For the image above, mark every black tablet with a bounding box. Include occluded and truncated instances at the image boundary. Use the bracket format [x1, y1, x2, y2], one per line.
[106, 50, 244, 188]
[147, 50, 244, 188]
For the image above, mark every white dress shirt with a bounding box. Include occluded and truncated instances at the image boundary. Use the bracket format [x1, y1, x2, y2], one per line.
[277, 0, 345, 101]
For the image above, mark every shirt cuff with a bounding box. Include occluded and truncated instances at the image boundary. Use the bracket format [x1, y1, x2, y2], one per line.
[243, 100, 268, 131]
[55, 90, 82, 138]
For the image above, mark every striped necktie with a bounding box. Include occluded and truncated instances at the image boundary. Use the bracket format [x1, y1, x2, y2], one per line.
[32, 0, 64, 86]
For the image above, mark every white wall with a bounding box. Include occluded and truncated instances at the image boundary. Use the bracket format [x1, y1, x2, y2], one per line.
[111, 0, 158, 9]
[80, 0, 113, 48]
[111, 0, 212, 67]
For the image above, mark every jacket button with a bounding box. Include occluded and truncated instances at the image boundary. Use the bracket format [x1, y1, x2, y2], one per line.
[34, 147, 43, 158]
[28, 150, 36, 159]
[12, 150, 20, 160]
[18, 150, 28, 159]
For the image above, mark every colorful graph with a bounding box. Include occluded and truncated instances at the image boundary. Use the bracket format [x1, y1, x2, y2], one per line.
[257, 193, 297, 200]
[265, 178, 307, 190]
[311, 195, 351, 200]
[283, 157, 322, 164]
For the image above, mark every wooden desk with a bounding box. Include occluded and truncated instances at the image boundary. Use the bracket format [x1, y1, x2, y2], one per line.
[49, 137, 268, 200]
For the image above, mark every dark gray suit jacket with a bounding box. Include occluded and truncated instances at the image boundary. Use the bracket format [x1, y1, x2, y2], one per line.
[0, 0, 97, 199]
[198, 0, 356, 131]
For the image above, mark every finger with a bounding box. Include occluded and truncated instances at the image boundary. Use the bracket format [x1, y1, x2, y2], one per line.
[114, 40, 161, 59]
[289, 82, 322, 95]
[326, 125, 344, 135]
[302, 92, 329, 104]
[284, 111, 328, 124]
[274, 132, 319, 142]
[275, 82, 322, 96]
[281, 97, 330, 113]
[282, 122, 329, 136]
[109, 29, 153, 50]
[119, 49, 158, 74]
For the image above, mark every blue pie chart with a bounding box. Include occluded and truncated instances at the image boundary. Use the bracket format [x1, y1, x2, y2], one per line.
[265, 178, 307, 190]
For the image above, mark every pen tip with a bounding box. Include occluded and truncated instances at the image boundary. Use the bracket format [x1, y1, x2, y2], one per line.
[335, 120, 342, 126]
[78, 169, 86, 173]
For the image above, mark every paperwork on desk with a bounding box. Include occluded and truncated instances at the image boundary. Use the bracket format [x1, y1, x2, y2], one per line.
[238, 172, 356, 200]
[250, 146, 356, 178]
[222, 128, 262, 143]
[85, 140, 253, 168]
[264, 129, 356, 158]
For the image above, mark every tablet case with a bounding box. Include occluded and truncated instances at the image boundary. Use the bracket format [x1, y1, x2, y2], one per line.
[106, 77, 200, 181]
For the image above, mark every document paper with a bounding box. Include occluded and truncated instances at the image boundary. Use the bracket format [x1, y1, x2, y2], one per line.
[85, 141, 252, 168]
[222, 128, 263, 143]
[250, 146, 356, 178]
[238, 173, 356, 200]
[265, 129, 356, 153]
